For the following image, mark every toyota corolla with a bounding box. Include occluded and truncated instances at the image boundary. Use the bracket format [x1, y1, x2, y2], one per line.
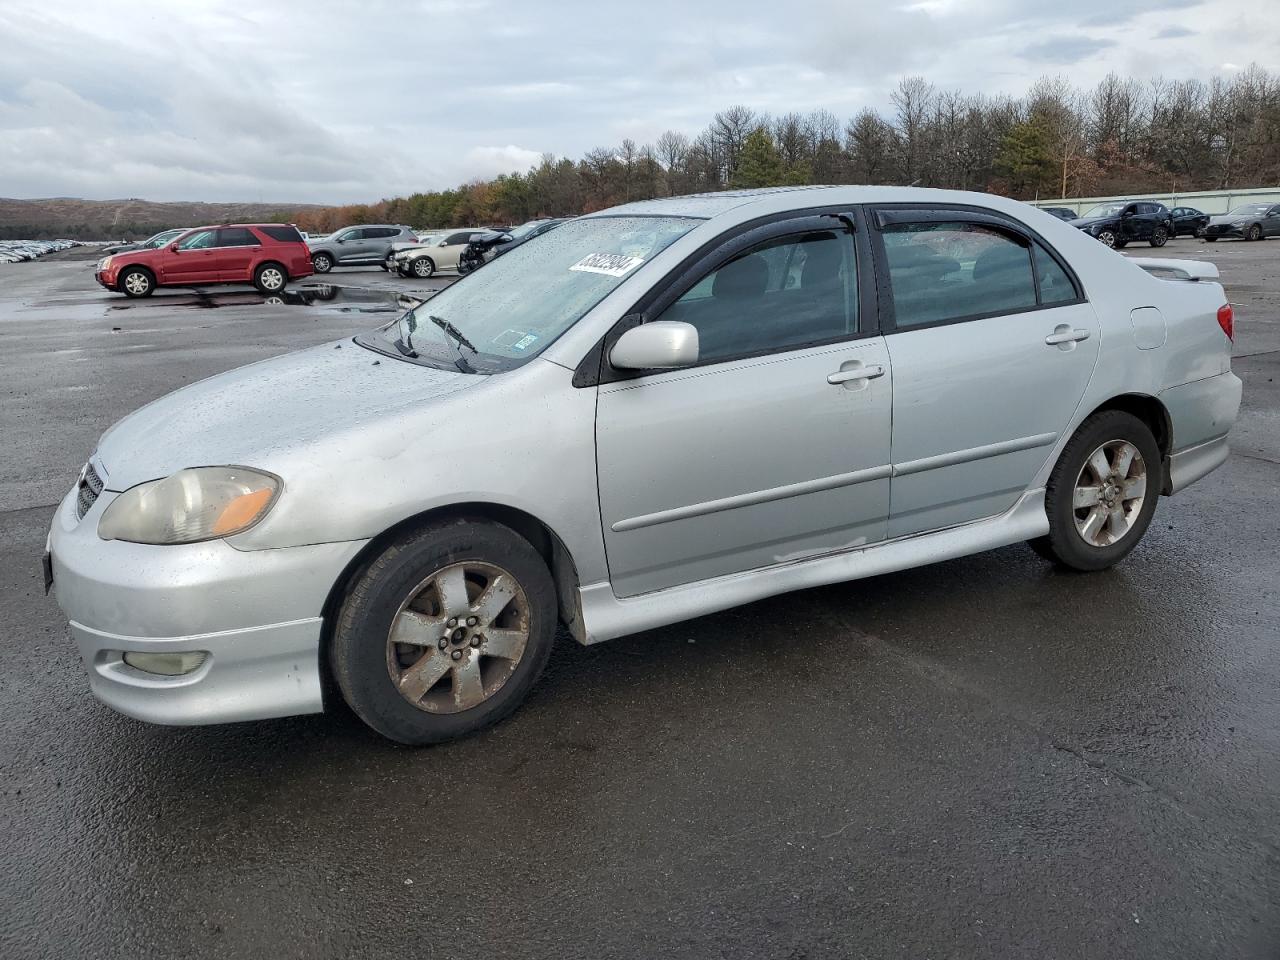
[47, 187, 1242, 744]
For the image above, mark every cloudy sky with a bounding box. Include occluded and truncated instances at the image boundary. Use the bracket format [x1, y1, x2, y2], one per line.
[0, 0, 1276, 204]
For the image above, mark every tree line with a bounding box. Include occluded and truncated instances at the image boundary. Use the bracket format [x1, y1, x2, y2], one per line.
[286, 64, 1280, 232]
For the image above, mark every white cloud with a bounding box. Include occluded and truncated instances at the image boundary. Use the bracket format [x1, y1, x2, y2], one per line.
[0, 0, 1276, 202]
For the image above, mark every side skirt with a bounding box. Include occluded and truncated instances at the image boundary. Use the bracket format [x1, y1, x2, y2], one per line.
[574, 489, 1049, 644]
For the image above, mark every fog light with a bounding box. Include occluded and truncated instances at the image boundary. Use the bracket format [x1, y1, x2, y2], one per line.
[122, 651, 208, 676]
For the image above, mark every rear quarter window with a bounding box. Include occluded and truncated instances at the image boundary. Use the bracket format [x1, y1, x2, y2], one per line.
[258, 226, 304, 243]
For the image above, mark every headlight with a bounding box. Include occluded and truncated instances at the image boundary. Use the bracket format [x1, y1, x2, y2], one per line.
[98, 466, 281, 545]
[100, 256, 113, 270]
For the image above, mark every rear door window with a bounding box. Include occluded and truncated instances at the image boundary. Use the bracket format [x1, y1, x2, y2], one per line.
[216, 227, 258, 247]
[879, 222, 1037, 328]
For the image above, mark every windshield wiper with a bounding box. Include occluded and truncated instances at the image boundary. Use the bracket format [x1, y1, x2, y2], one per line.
[428, 314, 478, 373]
[429, 315, 477, 354]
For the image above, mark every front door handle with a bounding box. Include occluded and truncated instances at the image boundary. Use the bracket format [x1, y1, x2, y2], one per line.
[827, 363, 885, 385]
[1045, 327, 1091, 346]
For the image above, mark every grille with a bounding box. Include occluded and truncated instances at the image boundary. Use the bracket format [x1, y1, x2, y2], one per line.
[75, 462, 104, 520]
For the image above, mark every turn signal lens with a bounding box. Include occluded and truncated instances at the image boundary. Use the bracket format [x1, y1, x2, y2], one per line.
[98, 467, 280, 544]
[1217, 303, 1234, 341]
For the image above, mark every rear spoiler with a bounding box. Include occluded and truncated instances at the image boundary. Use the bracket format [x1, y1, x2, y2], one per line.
[1129, 257, 1220, 282]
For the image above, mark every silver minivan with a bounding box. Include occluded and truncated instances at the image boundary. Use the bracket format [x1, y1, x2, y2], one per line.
[47, 187, 1241, 744]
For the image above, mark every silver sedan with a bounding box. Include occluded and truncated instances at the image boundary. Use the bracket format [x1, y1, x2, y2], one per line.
[47, 187, 1243, 744]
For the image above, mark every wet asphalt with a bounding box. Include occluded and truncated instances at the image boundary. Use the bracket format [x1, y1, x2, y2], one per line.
[1, 241, 1278, 959]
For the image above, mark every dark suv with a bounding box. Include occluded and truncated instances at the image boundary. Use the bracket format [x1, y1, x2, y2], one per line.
[1071, 201, 1173, 248]
[308, 225, 418, 273]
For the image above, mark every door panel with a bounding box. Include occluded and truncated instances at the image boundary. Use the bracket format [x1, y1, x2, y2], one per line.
[884, 302, 1098, 537]
[215, 228, 261, 282]
[161, 229, 220, 284]
[596, 338, 893, 596]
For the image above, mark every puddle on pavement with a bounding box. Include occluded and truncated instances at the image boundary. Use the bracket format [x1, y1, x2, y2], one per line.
[105, 282, 437, 314]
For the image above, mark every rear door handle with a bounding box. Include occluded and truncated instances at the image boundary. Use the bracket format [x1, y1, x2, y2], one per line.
[1045, 328, 1090, 345]
[827, 364, 885, 385]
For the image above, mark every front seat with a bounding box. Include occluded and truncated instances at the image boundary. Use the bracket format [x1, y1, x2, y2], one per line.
[697, 252, 769, 356]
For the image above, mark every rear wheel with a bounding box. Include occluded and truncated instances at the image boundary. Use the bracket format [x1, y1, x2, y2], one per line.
[331, 518, 557, 745]
[1029, 410, 1161, 572]
[118, 267, 154, 298]
[1149, 226, 1169, 247]
[312, 251, 333, 273]
[253, 262, 287, 294]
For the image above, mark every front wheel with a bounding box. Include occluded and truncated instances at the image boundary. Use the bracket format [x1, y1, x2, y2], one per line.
[409, 256, 435, 279]
[331, 518, 557, 745]
[1096, 229, 1117, 248]
[118, 267, 155, 298]
[1029, 410, 1162, 572]
[1149, 226, 1169, 247]
[1204, 235, 1217, 242]
[1247, 224, 1263, 241]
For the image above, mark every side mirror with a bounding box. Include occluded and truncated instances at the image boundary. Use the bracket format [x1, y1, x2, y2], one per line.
[168, 242, 181, 252]
[335, 236, 346, 243]
[610, 321, 699, 371]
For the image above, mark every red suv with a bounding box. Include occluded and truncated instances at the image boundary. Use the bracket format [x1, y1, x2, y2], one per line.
[95, 224, 314, 298]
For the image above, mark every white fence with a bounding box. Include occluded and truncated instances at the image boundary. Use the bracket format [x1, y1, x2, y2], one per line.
[1031, 186, 1280, 216]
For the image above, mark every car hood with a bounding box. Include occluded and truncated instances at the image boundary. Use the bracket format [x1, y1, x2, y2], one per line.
[95, 338, 479, 491]
[1070, 216, 1113, 228]
[1208, 215, 1247, 225]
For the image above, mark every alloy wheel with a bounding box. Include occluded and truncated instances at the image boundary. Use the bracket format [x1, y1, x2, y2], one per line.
[1072, 439, 1147, 547]
[1097, 230, 1116, 247]
[123, 272, 150, 295]
[386, 561, 530, 714]
[259, 267, 284, 291]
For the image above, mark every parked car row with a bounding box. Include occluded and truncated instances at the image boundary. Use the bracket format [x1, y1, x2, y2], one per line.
[1044, 199, 1279, 247]
[388, 218, 568, 278]
[0, 238, 81, 263]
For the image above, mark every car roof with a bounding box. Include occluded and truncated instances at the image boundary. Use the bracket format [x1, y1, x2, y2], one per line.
[581, 185, 1075, 224]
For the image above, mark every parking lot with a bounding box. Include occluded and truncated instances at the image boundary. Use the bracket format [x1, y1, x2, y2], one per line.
[2, 237, 1278, 958]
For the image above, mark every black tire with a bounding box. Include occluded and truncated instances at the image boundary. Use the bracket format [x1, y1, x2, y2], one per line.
[1028, 410, 1162, 572]
[331, 518, 557, 745]
[1114, 238, 1129, 249]
[1204, 235, 1217, 242]
[118, 266, 155, 298]
[409, 256, 435, 279]
[1246, 224, 1262, 241]
[312, 251, 333, 273]
[396, 264, 411, 277]
[1096, 229, 1117, 248]
[1149, 226, 1169, 247]
[253, 261, 288, 294]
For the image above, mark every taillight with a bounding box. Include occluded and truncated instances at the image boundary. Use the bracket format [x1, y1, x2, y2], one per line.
[1217, 303, 1234, 341]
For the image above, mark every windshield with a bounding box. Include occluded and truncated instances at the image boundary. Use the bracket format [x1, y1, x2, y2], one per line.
[360, 215, 698, 373]
[1082, 203, 1127, 218]
[1227, 204, 1269, 217]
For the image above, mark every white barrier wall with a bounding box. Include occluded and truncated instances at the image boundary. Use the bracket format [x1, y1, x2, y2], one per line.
[1032, 186, 1280, 217]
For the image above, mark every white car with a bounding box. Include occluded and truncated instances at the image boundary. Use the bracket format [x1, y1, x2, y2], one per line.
[391, 229, 488, 278]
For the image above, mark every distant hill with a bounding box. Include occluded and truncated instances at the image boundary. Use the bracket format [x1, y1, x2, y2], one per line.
[0, 197, 331, 241]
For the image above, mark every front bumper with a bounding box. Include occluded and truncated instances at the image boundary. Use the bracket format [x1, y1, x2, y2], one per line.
[1203, 224, 1244, 239]
[95, 269, 117, 290]
[48, 486, 368, 725]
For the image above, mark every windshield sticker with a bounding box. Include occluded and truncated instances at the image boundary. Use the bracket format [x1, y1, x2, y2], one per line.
[493, 329, 539, 351]
[569, 253, 645, 277]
